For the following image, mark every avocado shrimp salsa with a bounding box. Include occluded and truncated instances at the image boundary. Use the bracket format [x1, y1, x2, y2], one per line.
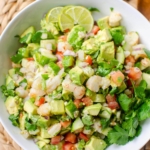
[1, 5, 150, 150]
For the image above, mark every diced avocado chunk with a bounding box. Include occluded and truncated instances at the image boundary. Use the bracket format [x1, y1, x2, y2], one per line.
[62, 56, 75, 67]
[40, 128, 51, 138]
[62, 90, 73, 100]
[97, 41, 115, 63]
[34, 52, 50, 66]
[86, 88, 96, 100]
[37, 141, 47, 149]
[19, 112, 27, 130]
[97, 16, 110, 30]
[110, 26, 126, 45]
[83, 104, 102, 116]
[50, 118, 59, 125]
[116, 46, 125, 64]
[69, 66, 87, 85]
[49, 62, 60, 75]
[86, 91, 105, 103]
[20, 26, 35, 44]
[8, 69, 15, 78]
[143, 73, 150, 89]
[101, 127, 112, 136]
[100, 106, 112, 119]
[85, 136, 107, 150]
[41, 19, 60, 35]
[71, 117, 84, 132]
[50, 100, 65, 115]
[82, 66, 95, 77]
[95, 28, 112, 42]
[48, 123, 61, 138]
[65, 101, 77, 119]
[18, 47, 29, 58]
[94, 94, 105, 103]
[82, 115, 93, 126]
[21, 26, 35, 38]
[82, 38, 99, 55]
[27, 43, 40, 56]
[67, 25, 86, 49]
[6, 75, 15, 90]
[40, 40, 57, 51]
[37, 116, 50, 128]
[40, 49, 57, 61]
[34, 52, 57, 66]
[5, 96, 21, 115]
[24, 99, 37, 114]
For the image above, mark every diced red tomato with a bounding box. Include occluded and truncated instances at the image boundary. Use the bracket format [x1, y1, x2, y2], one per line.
[85, 55, 92, 65]
[35, 97, 45, 106]
[65, 133, 77, 144]
[59, 35, 67, 41]
[79, 132, 89, 142]
[127, 67, 142, 81]
[64, 29, 70, 33]
[51, 135, 61, 145]
[111, 70, 125, 86]
[74, 99, 82, 109]
[81, 97, 93, 106]
[56, 51, 64, 60]
[27, 57, 34, 61]
[60, 120, 71, 128]
[106, 94, 116, 103]
[92, 25, 100, 34]
[126, 79, 132, 87]
[63, 142, 75, 150]
[125, 55, 135, 65]
[108, 101, 120, 110]
[57, 61, 63, 69]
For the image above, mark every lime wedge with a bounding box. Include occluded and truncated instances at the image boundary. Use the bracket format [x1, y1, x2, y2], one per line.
[46, 7, 63, 22]
[66, 6, 94, 32]
[58, 6, 74, 31]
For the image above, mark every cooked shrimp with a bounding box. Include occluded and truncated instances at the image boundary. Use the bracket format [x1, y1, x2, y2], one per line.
[32, 76, 43, 90]
[46, 75, 62, 94]
[62, 77, 85, 99]
[109, 11, 122, 27]
[57, 41, 72, 53]
[15, 87, 28, 98]
[86, 75, 102, 92]
[74, 86, 85, 99]
[37, 103, 50, 116]
[29, 88, 46, 98]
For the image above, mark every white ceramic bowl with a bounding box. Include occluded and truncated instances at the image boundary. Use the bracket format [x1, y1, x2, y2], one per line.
[1, 0, 150, 149]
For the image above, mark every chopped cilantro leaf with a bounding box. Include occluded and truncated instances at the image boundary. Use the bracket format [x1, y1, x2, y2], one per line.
[88, 7, 100, 12]
[110, 7, 114, 11]
[9, 114, 19, 126]
[108, 125, 128, 145]
[11, 54, 23, 64]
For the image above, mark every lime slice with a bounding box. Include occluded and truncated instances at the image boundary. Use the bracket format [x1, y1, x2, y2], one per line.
[46, 7, 63, 22]
[58, 6, 74, 31]
[66, 6, 94, 32]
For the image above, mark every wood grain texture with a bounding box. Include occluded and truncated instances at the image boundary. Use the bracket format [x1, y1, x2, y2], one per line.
[138, 0, 150, 20]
